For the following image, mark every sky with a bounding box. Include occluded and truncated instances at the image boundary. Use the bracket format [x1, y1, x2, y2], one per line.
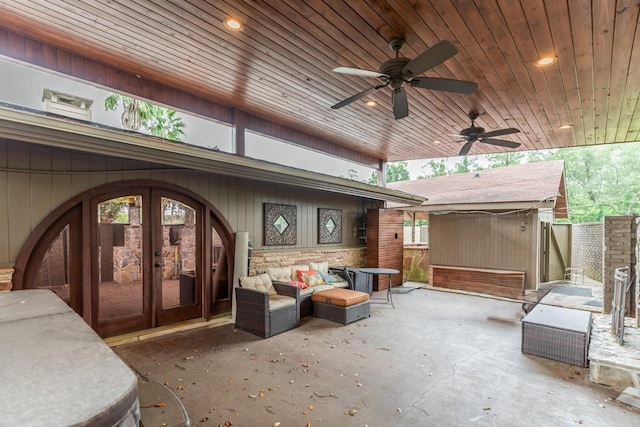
[0, 57, 446, 181]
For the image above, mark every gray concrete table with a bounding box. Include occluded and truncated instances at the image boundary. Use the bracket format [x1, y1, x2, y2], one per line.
[358, 268, 400, 308]
[0, 290, 140, 426]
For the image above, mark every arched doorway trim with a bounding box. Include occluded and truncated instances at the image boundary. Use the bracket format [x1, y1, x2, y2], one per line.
[13, 180, 235, 335]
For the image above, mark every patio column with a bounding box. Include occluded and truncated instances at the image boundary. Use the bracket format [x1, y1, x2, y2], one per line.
[232, 231, 250, 323]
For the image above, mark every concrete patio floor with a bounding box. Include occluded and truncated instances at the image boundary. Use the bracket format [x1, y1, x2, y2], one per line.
[113, 288, 638, 426]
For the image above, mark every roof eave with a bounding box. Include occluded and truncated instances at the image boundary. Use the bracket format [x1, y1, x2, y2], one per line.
[0, 104, 425, 206]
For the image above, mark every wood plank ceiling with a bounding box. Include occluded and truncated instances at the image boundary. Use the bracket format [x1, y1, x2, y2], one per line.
[0, 0, 639, 164]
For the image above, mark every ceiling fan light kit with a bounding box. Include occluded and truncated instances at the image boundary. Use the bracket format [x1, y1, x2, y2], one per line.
[331, 39, 478, 120]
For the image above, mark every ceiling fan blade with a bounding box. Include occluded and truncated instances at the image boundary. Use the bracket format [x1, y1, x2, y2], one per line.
[402, 40, 458, 78]
[480, 138, 521, 148]
[392, 87, 409, 120]
[331, 84, 386, 109]
[481, 128, 521, 138]
[410, 77, 477, 94]
[458, 141, 474, 156]
[332, 66, 386, 79]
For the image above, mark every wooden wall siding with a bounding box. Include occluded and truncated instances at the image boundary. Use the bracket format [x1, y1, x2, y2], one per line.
[0, 27, 380, 169]
[0, 139, 372, 267]
[430, 266, 525, 300]
[429, 211, 537, 290]
[366, 209, 404, 290]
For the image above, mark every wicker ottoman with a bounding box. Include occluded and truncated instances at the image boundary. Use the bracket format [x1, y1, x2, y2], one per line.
[522, 304, 592, 367]
[311, 288, 370, 324]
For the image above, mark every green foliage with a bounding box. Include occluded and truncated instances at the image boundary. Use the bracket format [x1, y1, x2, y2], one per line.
[418, 159, 449, 178]
[485, 152, 525, 168]
[548, 143, 640, 222]
[386, 161, 410, 182]
[451, 156, 482, 174]
[104, 94, 186, 141]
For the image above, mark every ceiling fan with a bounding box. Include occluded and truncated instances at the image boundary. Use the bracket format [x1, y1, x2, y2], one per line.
[453, 111, 521, 156]
[331, 39, 477, 120]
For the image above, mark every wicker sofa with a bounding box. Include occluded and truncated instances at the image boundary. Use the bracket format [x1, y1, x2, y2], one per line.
[235, 273, 300, 338]
[265, 262, 352, 317]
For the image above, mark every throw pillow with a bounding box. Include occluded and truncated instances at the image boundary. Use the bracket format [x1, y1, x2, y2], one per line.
[289, 280, 309, 289]
[301, 273, 324, 287]
[296, 269, 317, 281]
[318, 270, 338, 283]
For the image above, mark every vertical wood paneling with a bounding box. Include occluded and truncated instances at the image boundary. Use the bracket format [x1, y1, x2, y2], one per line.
[7, 141, 30, 261]
[366, 209, 404, 289]
[0, 139, 9, 263]
[29, 145, 53, 229]
[0, 140, 370, 265]
[430, 212, 537, 289]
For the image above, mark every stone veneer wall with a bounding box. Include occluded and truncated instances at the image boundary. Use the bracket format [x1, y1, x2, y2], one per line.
[113, 225, 142, 284]
[603, 216, 637, 315]
[571, 222, 603, 281]
[249, 247, 366, 276]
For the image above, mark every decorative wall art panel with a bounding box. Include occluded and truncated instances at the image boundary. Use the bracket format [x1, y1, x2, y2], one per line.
[264, 203, 297, 246]
[318, 208, 342, 244]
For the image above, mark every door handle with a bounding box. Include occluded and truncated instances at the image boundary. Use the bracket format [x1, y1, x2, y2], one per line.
[154, 262, 163, 267]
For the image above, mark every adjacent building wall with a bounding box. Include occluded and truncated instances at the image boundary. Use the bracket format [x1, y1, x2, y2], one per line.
[429, 210, 538, 289]
[0, 139, 374, 280]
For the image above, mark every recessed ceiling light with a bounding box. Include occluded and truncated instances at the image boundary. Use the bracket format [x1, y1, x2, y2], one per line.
[536, 56, 557, 66]
[559, 124, 573, 129]
[365, 100, 377, 107]
[224, 17, 244, 31]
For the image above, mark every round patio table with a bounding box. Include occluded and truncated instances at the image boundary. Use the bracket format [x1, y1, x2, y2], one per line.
[358, 267, 400, 308]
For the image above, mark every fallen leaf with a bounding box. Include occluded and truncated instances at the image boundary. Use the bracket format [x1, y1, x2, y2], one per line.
[259, 390, 265, 398]
[272, 422, 281, 427]
[348, 408, 358, 416]
[225, 421, 233, 426]
[308, 405, 314, 410]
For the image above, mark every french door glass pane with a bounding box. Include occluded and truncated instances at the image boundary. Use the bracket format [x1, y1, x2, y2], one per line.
[98, 195, 143, 320]
[37, 224, 71, 305]
[161, 197, 196, 309]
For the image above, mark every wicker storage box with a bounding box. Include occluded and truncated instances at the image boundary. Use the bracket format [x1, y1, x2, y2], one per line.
[522, 304, 592, 367]
[313, 300, 370, 324]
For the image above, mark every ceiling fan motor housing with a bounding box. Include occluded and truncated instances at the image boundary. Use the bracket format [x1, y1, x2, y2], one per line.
[378, 58, 410, 87]
[459, 126, 485, 140]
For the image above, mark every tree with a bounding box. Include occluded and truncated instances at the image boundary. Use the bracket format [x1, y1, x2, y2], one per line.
[549, 143, 640, 223]
[451, 156, 482, 174]
[385, 161, 410, 182]
[418, 159, 449, 178]
[105, 94, 186, 141]
[485, 152, 525, 168]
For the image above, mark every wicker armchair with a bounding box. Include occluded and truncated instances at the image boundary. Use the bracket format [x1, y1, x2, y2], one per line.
[235, 273, 300, 338]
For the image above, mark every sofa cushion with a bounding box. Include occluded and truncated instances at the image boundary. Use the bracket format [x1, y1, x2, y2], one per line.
[331, 280, 350, 289]
[266, 266, 293, 282]
[299, 287, 315, 296]
[240, 273, 277, 296]
[310, 284, 334, 293]
[268, 295, 296, 310]
[309, 261, 329, 273]
[311, 288, 369, 307]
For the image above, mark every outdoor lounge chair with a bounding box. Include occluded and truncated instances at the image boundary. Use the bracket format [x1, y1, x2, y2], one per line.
[235, 273, 300, 338]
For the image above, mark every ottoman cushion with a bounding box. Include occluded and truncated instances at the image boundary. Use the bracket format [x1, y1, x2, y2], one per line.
[311, 288, 369, 307]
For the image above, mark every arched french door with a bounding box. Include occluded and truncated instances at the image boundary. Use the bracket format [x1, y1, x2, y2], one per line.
[13, 181, 235, 338]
